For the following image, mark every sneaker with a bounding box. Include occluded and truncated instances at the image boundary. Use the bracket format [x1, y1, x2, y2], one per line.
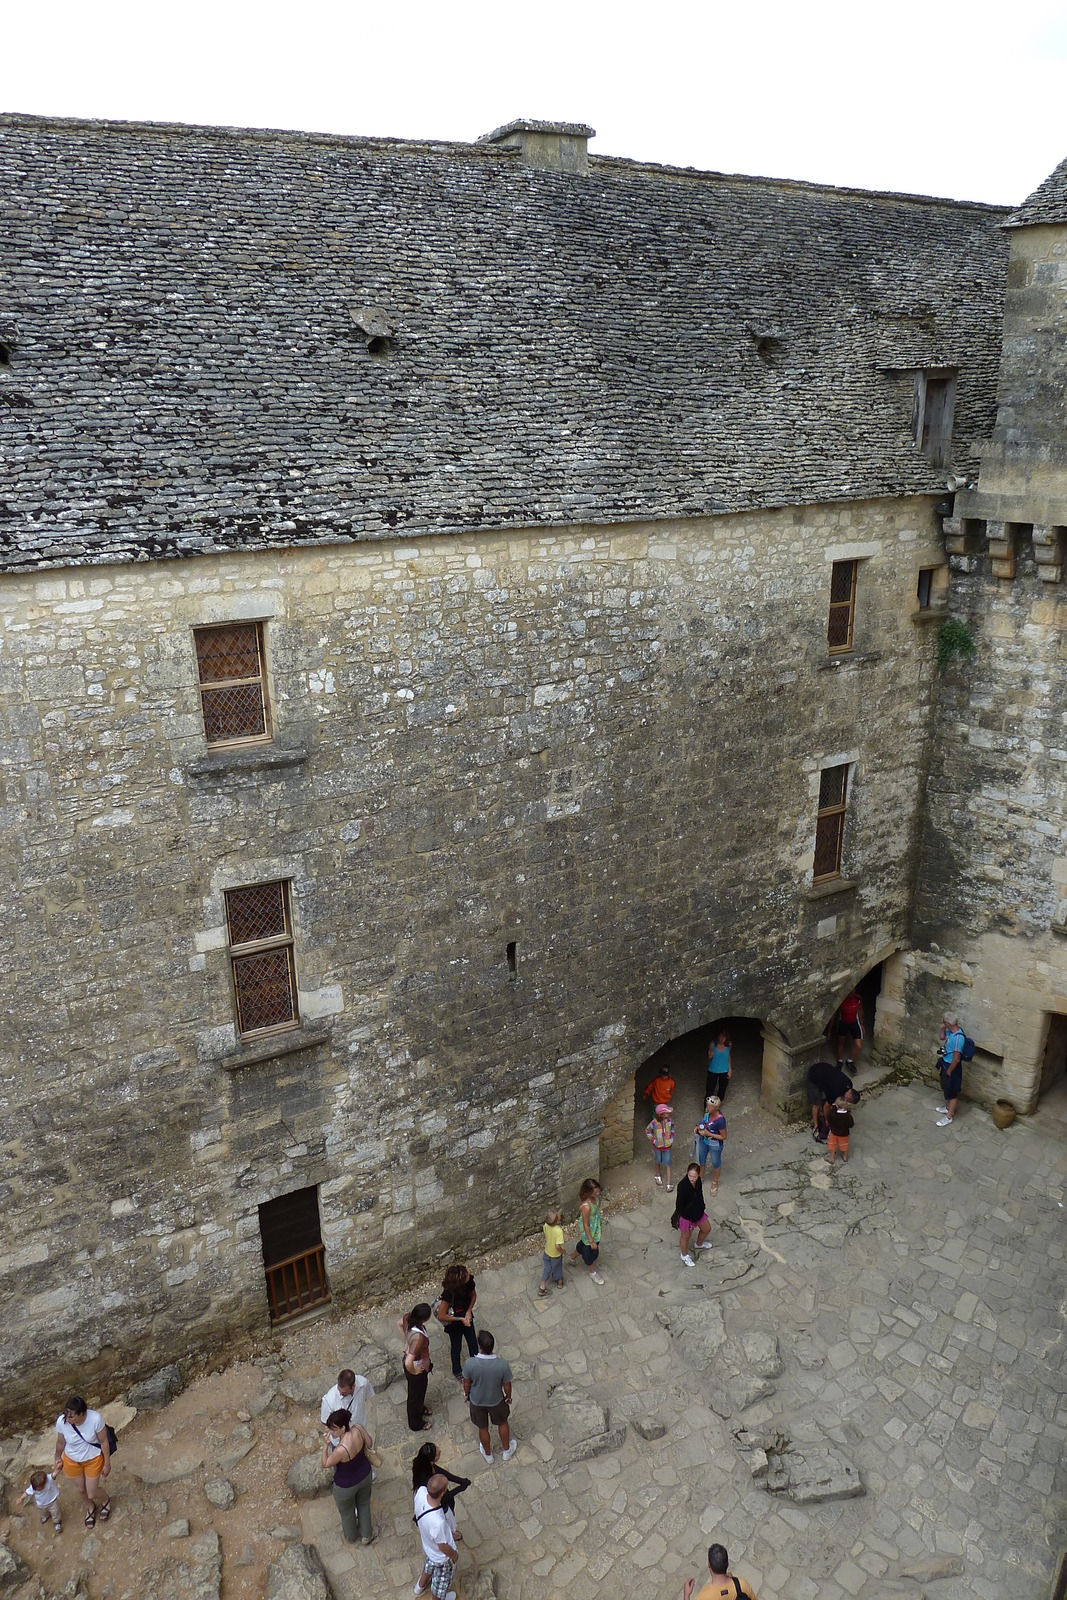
[40, 1512, 49, 1524]
[54, 1523, 61, 1534]
[502, 1441, 517, 1461]
[697, 1240, 714, 1250]
[445, 1592, 457, 1600]
[590, 1271, 605, 1285]
[413, 1584, 426, 1596]
[936, 1115, 954, 1127]
[935, 1105, 947, 1114]
[479, 1444, 494, 1463]
[681, 1253, 696, 1267]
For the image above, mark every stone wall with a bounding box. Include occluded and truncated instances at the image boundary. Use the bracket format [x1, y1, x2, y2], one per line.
[904, 218, 1067, 1113]
[904, 532, 1067, 1111]
[0, 497, 946, 1424]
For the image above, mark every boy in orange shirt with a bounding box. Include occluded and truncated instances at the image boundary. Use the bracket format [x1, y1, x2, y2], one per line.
[643, 1070, 676, 1107]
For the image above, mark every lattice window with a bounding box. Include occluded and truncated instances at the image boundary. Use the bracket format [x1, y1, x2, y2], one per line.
[225, 880, 298, 1036]
[194, 622, 270, 746]
[827, 561, 857, 653]
[813, 763, 850, 882]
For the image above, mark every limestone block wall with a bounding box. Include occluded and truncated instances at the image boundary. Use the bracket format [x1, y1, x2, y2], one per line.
[0, 497, 944, 1422]
[977, 223, 1067, 519]
[906, 537, 1067, 1110]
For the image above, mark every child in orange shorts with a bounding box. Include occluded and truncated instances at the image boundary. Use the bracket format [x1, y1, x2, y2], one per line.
[825, 1096, 854, 1163]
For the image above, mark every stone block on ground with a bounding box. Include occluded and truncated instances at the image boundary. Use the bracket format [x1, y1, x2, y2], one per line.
[898, 1554, 965, 1581]
[632, 1417, 667, 1441]
[203, 1477, 235, 1509]
[279, 1376, 327, 1409]
[0, 1539, 28, 1591]
[764, 1444, 863, 1503]
[547, 1383, 627, 1462]
[142, 1531, 221, 1600]
[126, 1364, 183, 1410]
[266, 1542, 335, 1599]
[468, 1569, 499, 1599]
[739, 1331, 782, 1376]
[165, 1519, 191, 1539]
[654, 1301, 726, 1369]
[286, 1453, 333, 1499]
[125, 1450, 204, 1486]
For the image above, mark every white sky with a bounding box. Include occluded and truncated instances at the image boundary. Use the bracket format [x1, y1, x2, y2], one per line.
[7, 0, 1067, 205]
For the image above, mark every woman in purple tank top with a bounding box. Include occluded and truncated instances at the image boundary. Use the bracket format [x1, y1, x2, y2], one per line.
[321, 1410, 375, 1544]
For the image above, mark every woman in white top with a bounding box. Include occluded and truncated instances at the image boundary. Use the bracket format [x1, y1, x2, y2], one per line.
[53, 1395, 111, 1527]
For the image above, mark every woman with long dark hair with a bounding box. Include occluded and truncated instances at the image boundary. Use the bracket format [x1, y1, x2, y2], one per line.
[398, 1302, 434, 1431]
[437, 1264, 478, 1380]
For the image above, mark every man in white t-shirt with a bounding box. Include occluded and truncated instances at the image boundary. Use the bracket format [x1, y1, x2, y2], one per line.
[413, 1473, 458, 1600]
[319, 1368, 374, 1431]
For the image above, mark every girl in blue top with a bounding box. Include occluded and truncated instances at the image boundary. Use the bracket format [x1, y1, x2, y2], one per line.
[706, 1029, 732, 1101]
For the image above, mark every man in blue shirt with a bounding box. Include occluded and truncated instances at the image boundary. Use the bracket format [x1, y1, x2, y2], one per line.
[937, 1012, 965, 1126]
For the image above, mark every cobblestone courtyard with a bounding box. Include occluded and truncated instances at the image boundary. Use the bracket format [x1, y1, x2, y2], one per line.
[3, 1077, 1064, 1600]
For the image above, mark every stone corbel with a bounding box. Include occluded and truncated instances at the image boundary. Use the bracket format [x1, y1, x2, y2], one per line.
[942, 516, 982, 573]
[1032, 525, 1065, 584]
[986, 520, 1018, 581]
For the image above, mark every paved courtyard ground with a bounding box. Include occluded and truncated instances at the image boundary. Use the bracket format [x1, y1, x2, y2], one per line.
[3, 1074, 1065, 1600]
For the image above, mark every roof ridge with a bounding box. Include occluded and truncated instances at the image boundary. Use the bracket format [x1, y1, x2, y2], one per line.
[0, 110, 1013, 211]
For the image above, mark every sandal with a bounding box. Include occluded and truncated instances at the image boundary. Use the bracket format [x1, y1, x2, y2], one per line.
[538, 1283, 548, 1296]
[654, 1175, 663, 1186]
[98, 1499, 111, 1522]
[84, 1507, 97, 1529]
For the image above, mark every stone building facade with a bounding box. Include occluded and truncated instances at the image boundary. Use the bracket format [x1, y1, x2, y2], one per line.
[0, 113, 1062, 1422]
[895, 160, 1067, 1110]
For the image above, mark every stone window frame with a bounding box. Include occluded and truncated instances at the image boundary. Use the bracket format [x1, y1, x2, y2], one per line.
[193, 620, 273, 749]
[224, 879, 300, 1039]
[813, 762, 851, 883]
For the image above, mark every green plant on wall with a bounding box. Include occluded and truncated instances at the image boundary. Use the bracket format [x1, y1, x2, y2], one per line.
[937, 617, 977, 674]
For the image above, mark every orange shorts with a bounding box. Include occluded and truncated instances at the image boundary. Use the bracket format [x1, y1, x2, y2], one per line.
[62, 1451, 104, 1479]
[827, 1131, 850, 1154]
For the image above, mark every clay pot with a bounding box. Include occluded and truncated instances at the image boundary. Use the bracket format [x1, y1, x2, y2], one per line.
[992, 1099, 1016, 1130]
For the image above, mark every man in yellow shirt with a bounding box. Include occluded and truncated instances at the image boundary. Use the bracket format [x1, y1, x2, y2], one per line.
[684, 1544, 758, 1600]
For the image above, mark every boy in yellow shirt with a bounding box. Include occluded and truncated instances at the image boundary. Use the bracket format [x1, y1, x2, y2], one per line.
[538, 1209, 565, 1296]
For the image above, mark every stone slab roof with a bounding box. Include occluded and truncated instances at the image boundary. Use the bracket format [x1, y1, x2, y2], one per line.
[1006, 154, 1067, 228]
[0, 114, 1010, 571]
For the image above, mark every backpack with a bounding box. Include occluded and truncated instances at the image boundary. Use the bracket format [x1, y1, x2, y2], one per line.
[961, 1036, 976, 1062]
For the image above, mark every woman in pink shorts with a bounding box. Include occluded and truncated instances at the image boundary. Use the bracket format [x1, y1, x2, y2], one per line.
[671, 1162, 712, 1267]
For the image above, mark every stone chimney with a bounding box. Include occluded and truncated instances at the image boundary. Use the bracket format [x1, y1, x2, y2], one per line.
[479, 119, 594, 175]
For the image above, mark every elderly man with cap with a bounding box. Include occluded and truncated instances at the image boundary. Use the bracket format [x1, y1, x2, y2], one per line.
[936, 1012, 966, 1127]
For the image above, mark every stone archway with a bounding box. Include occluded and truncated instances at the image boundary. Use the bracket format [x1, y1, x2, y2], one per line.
[599, 1015, 770, 1175]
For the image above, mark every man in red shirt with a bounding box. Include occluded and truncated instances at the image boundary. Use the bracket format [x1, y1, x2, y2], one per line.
[834, 990, 864, 1071]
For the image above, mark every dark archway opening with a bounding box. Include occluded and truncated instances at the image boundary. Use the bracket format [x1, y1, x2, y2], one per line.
[631, 1016, 765, 1165]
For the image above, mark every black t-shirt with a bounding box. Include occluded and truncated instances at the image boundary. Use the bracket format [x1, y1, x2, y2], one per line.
[809, 1061, 852, 1100]
[442, 1277, 476, 1318]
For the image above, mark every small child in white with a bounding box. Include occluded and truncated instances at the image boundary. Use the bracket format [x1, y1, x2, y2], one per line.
[23, 1468, 61, 1533]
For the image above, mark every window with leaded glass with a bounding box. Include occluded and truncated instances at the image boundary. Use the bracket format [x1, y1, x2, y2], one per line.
[194, 622, 271, 747]
[827, 561, 857, 654]
[225, 880, 298, 1036]
[813, 764, 850, 883]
